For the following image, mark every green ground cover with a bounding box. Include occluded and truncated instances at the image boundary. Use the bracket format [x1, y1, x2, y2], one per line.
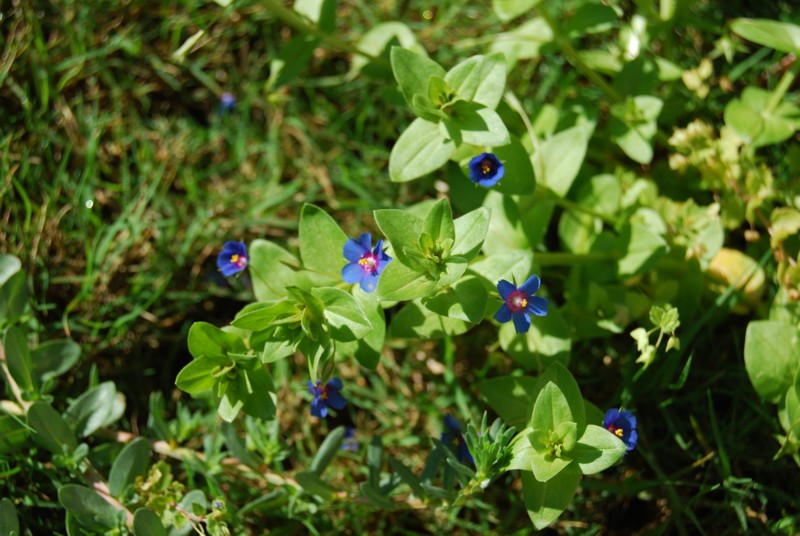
[2, 0, 800, 534]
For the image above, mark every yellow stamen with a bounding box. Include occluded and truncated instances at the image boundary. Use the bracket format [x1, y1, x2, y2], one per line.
[615, 429, 624, 437]
[520, 298, 528, 308]
[231, 254, 239, 263]
[358, 258, 369, 266]
[481, 161, 492, 174]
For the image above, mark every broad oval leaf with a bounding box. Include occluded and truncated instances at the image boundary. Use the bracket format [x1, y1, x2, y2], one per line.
[390, 118, 457, 182]
[109, 438, 151, 498]
[59, 484, 123, 532]
[299, 204, 348, 280]
[744, 320, 800, 403]
[731, 18, 800, 55]
[27, 401, 77, 455]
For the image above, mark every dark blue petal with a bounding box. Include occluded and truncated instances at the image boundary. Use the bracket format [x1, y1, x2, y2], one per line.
[308, 380, 317, 394]
[493, 304, 513, 323]
[519, 274, 541, 296]
[497, 280, 517, 300]
[219, 261, 241, 277]
[603, 408, 621, 428]
[620, 410, 637, 429]
[344, 238, 369, 262]
[444, 415, 461, 432]
[356, 232, 373, 251]
[526, 296, 549, 316]
[359, 273, 378, 293]
[512, 311, 531, 334]
[327, 377, 343, 390]
[342, 262, 363, 284]
[310, 398, 324, 417]
[328, 391, 347, 410]
[626, 429, 638, 451]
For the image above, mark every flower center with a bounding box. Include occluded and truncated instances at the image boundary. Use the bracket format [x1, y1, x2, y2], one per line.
[480, 158, 494, 175]
[607, 425, 624, 437]
[506, 290, 529, 313]
[358, 253, 379, 273]
[231, 254, 247, 268]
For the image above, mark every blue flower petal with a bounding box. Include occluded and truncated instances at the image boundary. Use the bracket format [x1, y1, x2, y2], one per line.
[359, 273, 377, 293]
[493, 304, 513, 323]
[603, 408, 620, 428]
[310, 398, 324, 418]
[444, 415, 461, 432]
[356, 232, 373, 251]
[526, 296, 549, 316]
[343, 238, 369, 262]
[497, 280, 516, 300]
[512, 311, 532, 334]
[327, 377, 343, 390]
[342, 263, 363, 284]
[519, 274, 541, 295]
[627, 429, 638, 451]
[328, 391, 347, 410]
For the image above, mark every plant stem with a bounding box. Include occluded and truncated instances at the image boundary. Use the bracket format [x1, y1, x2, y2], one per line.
[538, 8, 623, 103]
[765, 59, 800, 113]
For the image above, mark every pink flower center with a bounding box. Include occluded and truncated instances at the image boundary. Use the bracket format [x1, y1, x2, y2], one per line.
[358, 253, 379, 274]
[480, 158, 494, 175]
[230, 254, 247, 268]
[506, 290, 529, 313]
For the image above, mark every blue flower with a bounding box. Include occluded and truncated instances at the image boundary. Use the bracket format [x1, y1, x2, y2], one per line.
[442, 415, 474, 465]
[493, 274, 549, 334]
[603, 408, 638, 452]
[217, 241, 248, 276]
[219, 92, 236, 112]
[342, 232, 392, 293]
[341, 426, 359, 452]
[308, 378, 347, 418]
[468, 153, 505, 187]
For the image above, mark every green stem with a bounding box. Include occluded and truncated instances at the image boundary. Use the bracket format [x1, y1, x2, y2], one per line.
[538, 8, 623, 103]
[261, 0, 389, 68]
[765, 60, 800, 114]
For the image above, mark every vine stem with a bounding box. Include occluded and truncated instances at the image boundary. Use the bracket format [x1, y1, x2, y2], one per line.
[765, 59, 800, 114]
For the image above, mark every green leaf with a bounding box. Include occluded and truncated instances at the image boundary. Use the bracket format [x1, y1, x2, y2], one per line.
[507, 431, 535, 471]
[521, 470, 581, 530]
[27, 401, 77, 455]
[231, 301, 299, 331]
[294, 0, 336, 33]
[570, 424, 627, 474]
[730, 18, 800, 55]
[268, 35, 318, 89]
[491, 135, 536, 196]
[0, 498, 19, 536]
[724, 86, 799, 148]
[4, 326, 35, 393]
[391, 47, 446, 107]
[58, 484, 122, 532]
[609, 96, 662, 164]
[0, 254, 21, 287]
[240, 367, 277, 420]
[0, 415, 28, 454]
[64, 382, 125, 437]
[389, 458, 427, 498]
[479, 375, 538, 427]
[534, 125, 589, 197]
[176, 356, 226, 395]
[435, 255, 469, 288]
[299, 204, 349, 280]
[133, 508, 167, 536]
[390, 300, 472, 339]
[469, 250, 533, 288]
[295, 471, 338, 499]
[423, 198, 456, 245]
[31, 339, 80, 386]
[249, 239, 298, 301]
[481, 192, 530, 255]
[489, 18, 552, 66]
[442, 104, 510, 147]
[311, 287, 373, 341]
[533, 363, 585, 431]
[499, 302, 572, 372]
[616, 223, 668, 277]
[217, 378, 245, 422]
[374, 208, 424, 268]
[422, 276, 488, 323]
[390, 118, 457, 182]
[352, 23, 423, 78]
[335, 287, 385, 369]
[452, 207, 490, 261]
[310, 426, 347, 475]
[493, 0, 542, 22]
[0, 270, 27, 326]
[529, 450, 572, 482]
[445, 53, 507, 109]
[188, 322, 246, 360]
[109, 438, 151, 498]
[376, 261, 437, 301]
[531, 382, 573, 433]
[744, 320, 800, 403]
